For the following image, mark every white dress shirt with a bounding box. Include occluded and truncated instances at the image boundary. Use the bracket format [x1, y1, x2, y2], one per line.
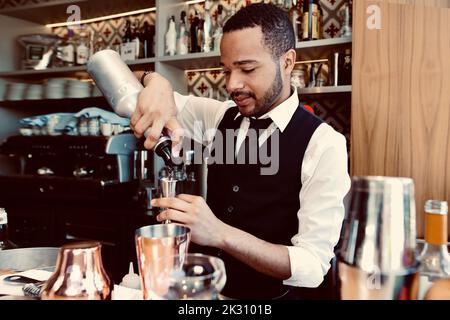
[173, 88, 351, 288]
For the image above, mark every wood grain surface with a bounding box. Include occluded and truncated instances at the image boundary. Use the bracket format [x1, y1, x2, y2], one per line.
[351, 0, 450, 237]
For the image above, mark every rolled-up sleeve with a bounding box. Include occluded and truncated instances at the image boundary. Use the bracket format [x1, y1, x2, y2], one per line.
[283, 123, 351, 288]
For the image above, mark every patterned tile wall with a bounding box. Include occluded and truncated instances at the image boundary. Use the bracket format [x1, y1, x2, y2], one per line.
[52, 13, 156, 53]
[3, 0, 351, 139]
[0, 0, 53, 10]
[186, 0, 352, 139]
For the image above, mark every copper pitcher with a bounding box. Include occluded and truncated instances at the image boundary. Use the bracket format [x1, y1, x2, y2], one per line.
[40, 241, 111, 300]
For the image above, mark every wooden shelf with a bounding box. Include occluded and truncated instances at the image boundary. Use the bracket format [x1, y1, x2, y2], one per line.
[0, 0, 154, 25]
[298, 85, 352, 94]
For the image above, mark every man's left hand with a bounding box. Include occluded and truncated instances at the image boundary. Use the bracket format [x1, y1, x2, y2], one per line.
[152, 194, 227, 248]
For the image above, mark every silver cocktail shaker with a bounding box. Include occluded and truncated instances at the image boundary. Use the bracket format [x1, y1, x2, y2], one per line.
[87, 50, 173, 166]
[338, 176, 420, 300]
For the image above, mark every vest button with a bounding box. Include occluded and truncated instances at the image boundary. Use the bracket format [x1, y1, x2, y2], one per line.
[227, 206, 234, 213]
[232, 185, 239, 193]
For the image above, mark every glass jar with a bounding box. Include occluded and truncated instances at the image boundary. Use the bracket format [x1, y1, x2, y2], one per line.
[291, 66, 307, 89]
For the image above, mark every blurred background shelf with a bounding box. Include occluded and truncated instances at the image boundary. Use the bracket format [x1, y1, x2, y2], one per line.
[0, 0, 155, 25]
[0, 57, 156, 80]
[0, 96, 109, 111]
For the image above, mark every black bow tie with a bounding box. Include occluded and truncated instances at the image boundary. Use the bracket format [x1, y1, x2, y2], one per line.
[235, 115, 273, 130]
[249, 117, 273, 130]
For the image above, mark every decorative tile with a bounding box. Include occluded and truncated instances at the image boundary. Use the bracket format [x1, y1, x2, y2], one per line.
[0, 0, 53, 10]
[185, 0, 352, 145]
[49, 12, 155, 51]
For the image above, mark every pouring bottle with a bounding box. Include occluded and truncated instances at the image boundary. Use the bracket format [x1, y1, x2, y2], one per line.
[87, 49, 174, 168]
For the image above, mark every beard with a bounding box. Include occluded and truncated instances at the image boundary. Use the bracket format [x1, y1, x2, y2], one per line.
[231, 63, 284, 118]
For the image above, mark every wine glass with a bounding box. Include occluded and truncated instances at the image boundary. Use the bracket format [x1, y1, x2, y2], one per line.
[146, 253, 226, 300]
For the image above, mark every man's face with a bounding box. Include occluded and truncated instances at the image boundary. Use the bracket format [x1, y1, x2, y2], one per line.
[220, 26, 286, 118]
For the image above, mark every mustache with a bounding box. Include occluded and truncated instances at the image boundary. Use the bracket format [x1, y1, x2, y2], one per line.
[230, 91, 256, 100]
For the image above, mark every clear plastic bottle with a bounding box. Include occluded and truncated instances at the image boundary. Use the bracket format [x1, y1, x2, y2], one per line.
[418, 200, 450, 299]
[0, 208, 18, 250]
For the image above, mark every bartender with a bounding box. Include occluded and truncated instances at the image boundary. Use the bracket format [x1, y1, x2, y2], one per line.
[131, 3, 350, 299]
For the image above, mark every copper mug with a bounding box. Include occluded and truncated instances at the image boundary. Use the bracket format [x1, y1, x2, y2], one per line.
[40, 241, 111, 300]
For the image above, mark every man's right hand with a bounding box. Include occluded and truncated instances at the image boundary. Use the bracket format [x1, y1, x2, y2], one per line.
[130, 72, 183, 150]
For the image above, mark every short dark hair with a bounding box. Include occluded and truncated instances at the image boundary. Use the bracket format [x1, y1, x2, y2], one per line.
[223, 3, 295, 59]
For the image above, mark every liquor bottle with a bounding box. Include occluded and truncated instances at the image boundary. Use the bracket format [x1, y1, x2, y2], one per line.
[0, 208, 18, 250]
[213, 4, 224, 52]
[123, 20, 133, 43]
[203, 0, 213, 53]
[141, 21, 155, 58]
[76, 29, 90, 65]
[418, 200, 450, 300]
[57, 28, 75, 67]
[197, 17, 204, 53]
[338, 49, 352, 85]
[165, 15, 177, 56]
[121, 20, 136, 61]
[190, 11, 200, 53]
[288, 0, 302, 44]
[177, 11, 189, 55]
[302, 0, 321, 41]
[131, 19, 143, 59]
[339, 0, 352, 38]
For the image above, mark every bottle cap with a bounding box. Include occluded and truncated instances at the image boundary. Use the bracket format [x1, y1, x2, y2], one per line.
[425, 200, 448, 215]
[119, 262, 141, 289]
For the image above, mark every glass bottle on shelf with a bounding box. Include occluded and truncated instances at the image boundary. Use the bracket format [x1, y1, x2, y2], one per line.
[177, 11, 189, 55]
[213, 4, 225, 52]
[288, 0, 302, 44]
[0, 208, 18, 250]
[93, 32, 106, 54]
[56, 28, 75, 67]
[338, 48, 352, 85]
[132, 19, 143, 59]
[339, 0, 352, 38]
[302, 0, 321, 41]
[165, 15, 177, 56]
[76, 28, 90, 65]
[141, 21, 155, 58]
[203, 0, 213, 53]
[197, 16, 205, 53]
[418, 200, 450, 300]
[190, 11, 200, 53]
[121, 20, 136, 60]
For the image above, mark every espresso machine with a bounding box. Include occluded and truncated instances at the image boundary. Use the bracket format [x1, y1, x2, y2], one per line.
[0, 133, 152, 203]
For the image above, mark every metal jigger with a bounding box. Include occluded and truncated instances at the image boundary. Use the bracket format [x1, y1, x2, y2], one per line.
[159, 177, 179, 224]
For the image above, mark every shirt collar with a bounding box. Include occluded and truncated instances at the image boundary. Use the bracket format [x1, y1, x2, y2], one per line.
[233, 86, 299, 133]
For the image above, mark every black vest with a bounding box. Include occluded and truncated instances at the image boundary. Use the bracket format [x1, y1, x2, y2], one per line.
[194, 104, 323, 299]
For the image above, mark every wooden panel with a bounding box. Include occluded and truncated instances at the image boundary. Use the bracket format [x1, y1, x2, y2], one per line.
[351, 0, 450, 237]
